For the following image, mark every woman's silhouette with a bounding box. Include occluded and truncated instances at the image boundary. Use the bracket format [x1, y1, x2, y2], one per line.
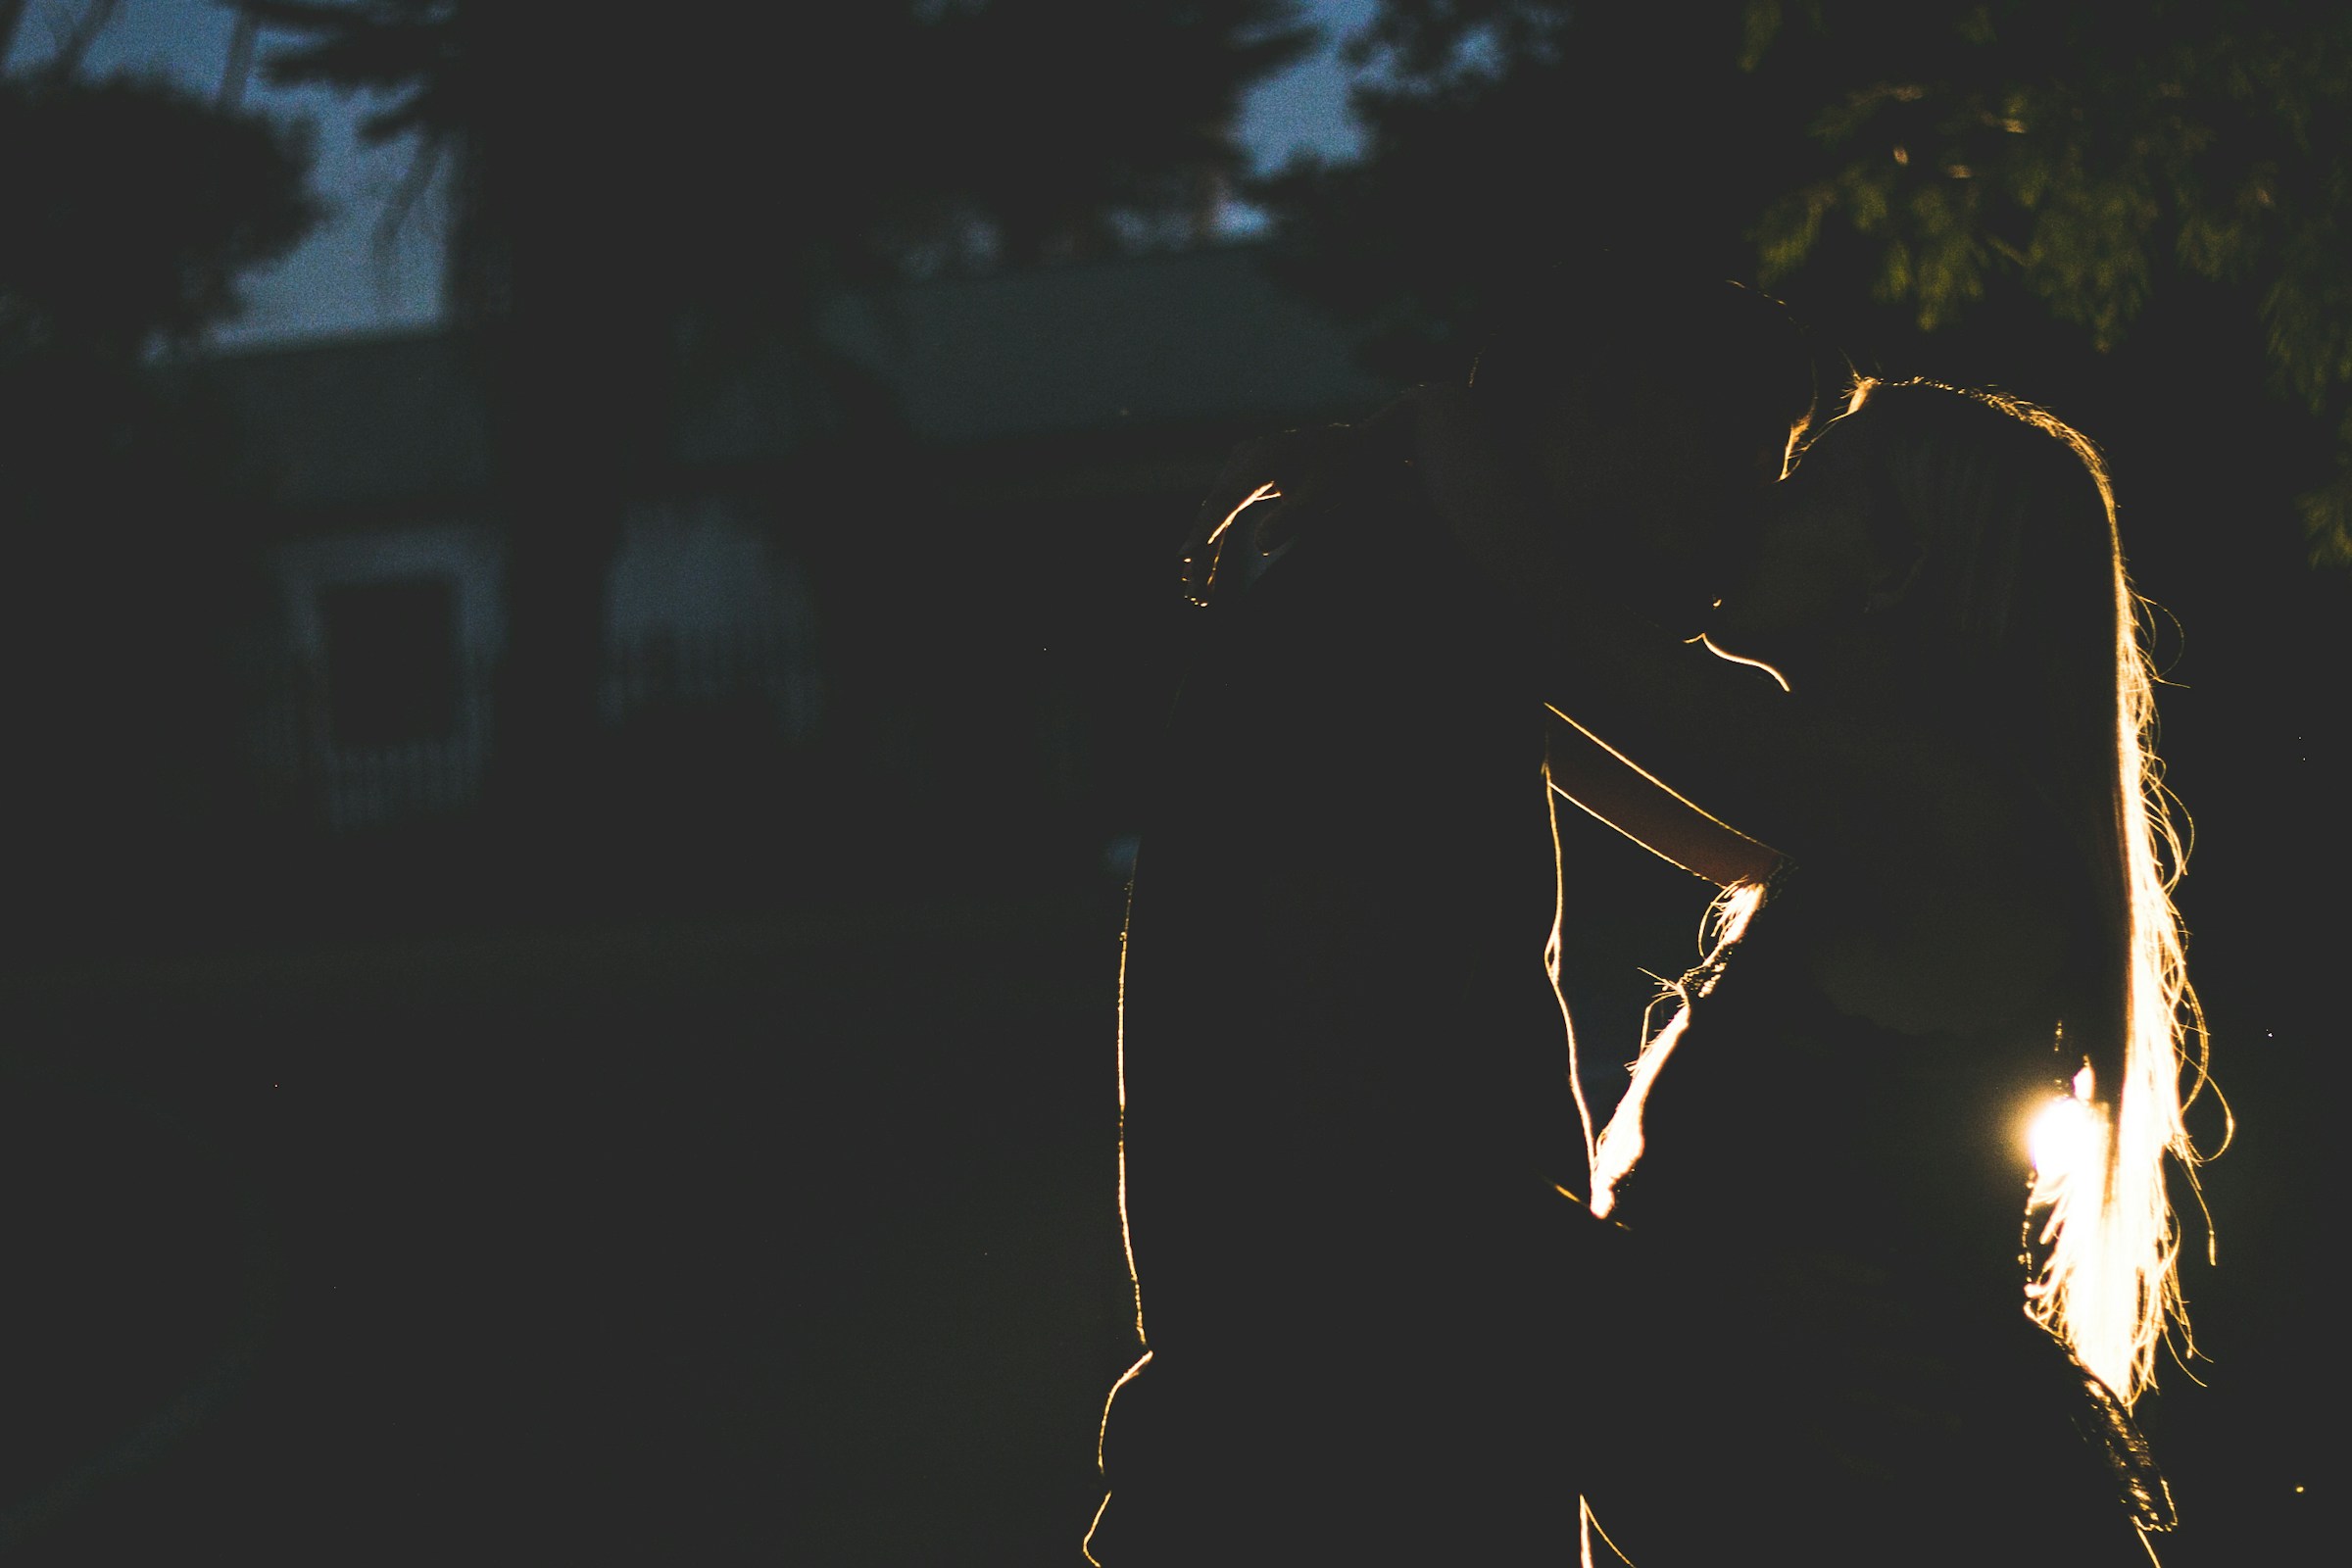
[1406, 373, 2213, 1563]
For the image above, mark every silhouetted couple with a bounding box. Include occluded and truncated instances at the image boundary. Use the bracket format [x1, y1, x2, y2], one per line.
[1089, 267, 2204, 1565]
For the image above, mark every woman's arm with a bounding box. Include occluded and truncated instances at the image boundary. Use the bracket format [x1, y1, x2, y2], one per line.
[1178, 397, 1424, 607]
[1542, 707, 1787, 888]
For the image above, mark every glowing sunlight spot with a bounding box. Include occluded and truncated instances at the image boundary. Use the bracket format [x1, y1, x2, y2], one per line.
[2030, 1086, 2103, 1184]
[2026, 1067, 2108, 1275]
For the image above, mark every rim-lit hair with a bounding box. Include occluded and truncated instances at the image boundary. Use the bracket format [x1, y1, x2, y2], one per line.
[1836, 376, 2214, 1403]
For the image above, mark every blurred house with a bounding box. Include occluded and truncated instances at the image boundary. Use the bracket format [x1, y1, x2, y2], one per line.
[194, 243, 1386, 888]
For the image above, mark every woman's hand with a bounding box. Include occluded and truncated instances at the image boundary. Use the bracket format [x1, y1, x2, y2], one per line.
[1178, 422, 1365, 606]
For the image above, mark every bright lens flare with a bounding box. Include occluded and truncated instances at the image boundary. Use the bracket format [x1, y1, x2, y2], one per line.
[2026, 1064, 2108, 1222]
[2029, 1087, 2102, 1187]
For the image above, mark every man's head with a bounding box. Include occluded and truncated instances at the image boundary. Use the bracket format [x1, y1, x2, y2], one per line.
[1465, 263, 1815, 629]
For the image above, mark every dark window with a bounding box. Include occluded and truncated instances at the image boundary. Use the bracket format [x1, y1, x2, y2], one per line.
[319, 578, 461, 749]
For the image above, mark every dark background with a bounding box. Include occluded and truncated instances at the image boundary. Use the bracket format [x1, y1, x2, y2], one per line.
[0, 3, 2336, 1561]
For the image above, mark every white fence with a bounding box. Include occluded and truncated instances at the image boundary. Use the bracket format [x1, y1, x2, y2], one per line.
[251, 633, 817, 834]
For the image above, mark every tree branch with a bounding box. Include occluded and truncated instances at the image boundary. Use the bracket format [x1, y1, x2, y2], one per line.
[373, 125, 444, 273]
[218, 10, 258, 109]
[1, 0, 29, 72]
[46, 0, 121, 82]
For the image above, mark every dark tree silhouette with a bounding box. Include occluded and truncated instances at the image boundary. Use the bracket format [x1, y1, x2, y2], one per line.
[1736, 2, 2352, 562]
[225, 0, 1315, 889]
[0, 54, 318, 947]
[1250, 4, 1794, 376]
[0, 75, 315, 359]
[1261, 1, 2352, 560]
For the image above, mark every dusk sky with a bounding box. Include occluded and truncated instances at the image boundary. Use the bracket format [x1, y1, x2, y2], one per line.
[3, 0, 1376, 349]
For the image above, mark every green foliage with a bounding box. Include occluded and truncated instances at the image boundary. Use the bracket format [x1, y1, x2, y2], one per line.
[1739, 0, 2352, 561]
[1264, 1, 2352, 563]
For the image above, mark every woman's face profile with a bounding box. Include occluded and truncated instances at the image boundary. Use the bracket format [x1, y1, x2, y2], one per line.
[1705, 416, 1883, 660]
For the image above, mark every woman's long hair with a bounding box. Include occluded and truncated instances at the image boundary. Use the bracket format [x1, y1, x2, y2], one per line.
[1841, 377, 2213, 1403]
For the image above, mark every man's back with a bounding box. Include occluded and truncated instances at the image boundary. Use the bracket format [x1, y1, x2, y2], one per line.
[1093, 457, 1586, 1561]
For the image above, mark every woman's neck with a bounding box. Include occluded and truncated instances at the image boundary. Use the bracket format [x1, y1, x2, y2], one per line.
[1772, 618, 1964, 727]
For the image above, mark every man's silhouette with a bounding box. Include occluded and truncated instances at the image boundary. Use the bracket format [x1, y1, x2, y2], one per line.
[1090, 270, 1814, 1563]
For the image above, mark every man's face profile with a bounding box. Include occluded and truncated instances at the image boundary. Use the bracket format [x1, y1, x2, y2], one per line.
[1520, 371, 1791, 631]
